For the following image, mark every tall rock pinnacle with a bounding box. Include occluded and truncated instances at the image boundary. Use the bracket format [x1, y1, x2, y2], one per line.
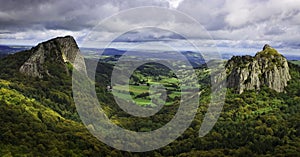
[226, 44, 291, 93]
[19, 36, 85, 78]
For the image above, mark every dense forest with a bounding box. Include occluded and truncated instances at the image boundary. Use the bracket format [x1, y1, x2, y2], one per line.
[0, 49, 300, 156]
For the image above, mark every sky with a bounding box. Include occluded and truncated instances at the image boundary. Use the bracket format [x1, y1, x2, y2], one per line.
[0, 0, 300, 56]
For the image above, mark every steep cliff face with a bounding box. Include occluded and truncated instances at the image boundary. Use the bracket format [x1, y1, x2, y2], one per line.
[226, 44, 291, 93]
[19, 36, 85, 78]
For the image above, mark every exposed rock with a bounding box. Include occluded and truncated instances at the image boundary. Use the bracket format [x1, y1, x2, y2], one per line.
[19, 36, 86, 78]
[226, 45, 291, 93]
[263, 44, 271, 51]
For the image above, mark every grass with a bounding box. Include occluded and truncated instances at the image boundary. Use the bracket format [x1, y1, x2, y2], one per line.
[111, 71, 202, 107]
[113, 91, 131, 100]
[114, 84, 150, 95]
[290, 60, 300, 66]
[129, 85, 149, 95]
[109, 62, 195, 107]
[134, 98, 151, 106]
[113, 77, 181, 106]
[160, 77, 179, 84]
[169, 91, 181, 99]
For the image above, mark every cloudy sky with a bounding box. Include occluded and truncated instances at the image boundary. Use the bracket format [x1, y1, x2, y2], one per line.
[0, 0, 300, 55]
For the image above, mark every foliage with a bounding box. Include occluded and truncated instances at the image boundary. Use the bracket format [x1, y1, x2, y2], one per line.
[255, 47, 281, 58]
[0, 51, 300, 156]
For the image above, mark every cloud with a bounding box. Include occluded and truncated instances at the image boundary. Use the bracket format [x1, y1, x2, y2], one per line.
[176, 0, 300, 51]
[0, 0, 172, 45]
[177, 0, 226, 30]
[222, 0, 300, 28]
[0, 0, 120, 31]
[112, 28, 185, 42]
[0, 29, 88, 45]
[0, 0, 300, 55]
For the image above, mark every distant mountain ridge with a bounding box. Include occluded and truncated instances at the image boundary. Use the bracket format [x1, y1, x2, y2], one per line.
[226, 44, 291, 93]
[0, 45, 32, 58]
[92, 48, 206, 68]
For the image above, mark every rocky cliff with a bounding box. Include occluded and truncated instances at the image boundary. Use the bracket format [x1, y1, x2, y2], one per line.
[226, 44, 291, 93]
[19, 36, 85, 78]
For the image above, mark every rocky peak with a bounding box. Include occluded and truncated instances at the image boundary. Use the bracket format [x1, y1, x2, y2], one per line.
[226, 45, 291, 93]
[263, 44, 271, 51]
[19, 36, 85, 78]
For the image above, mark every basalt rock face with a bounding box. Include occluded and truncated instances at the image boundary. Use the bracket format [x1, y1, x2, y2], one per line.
[19, 36, 85, 78]
[226, 45, 291, 94]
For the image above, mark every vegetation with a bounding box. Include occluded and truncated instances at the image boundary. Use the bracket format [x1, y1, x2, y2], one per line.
[111, 63, 181, 106]
[289, 60, 300, 66]
[0, 51, 300, 156]
[255, 46, 281, 58]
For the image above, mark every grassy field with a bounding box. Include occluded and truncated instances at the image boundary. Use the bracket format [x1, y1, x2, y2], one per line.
[105, 62, 203, 107]
[290, 60, 300, 66]
[113, 77, 181, 106]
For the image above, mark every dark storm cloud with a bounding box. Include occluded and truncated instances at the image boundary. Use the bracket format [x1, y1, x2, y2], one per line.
[0, 0, 300, 52]
[0, 0, 170, 32]
[0, 0, 114, 31]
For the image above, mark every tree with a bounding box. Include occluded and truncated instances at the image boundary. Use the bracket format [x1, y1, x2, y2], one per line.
[38, 111, 43, 122]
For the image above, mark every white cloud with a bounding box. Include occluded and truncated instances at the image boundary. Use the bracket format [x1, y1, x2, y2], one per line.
[166, 0, 184, 9]
[0, 0, 300, 55]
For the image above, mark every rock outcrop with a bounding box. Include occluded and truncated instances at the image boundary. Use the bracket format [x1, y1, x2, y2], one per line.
[226, 44, 291, 93]
[20, 36, 85, 78]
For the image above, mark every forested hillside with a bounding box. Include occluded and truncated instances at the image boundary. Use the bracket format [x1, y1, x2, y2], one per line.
[0, 38, 300, 156]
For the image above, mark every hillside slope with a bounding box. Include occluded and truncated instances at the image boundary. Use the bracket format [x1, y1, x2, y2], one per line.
[0, 37, 300, 156]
